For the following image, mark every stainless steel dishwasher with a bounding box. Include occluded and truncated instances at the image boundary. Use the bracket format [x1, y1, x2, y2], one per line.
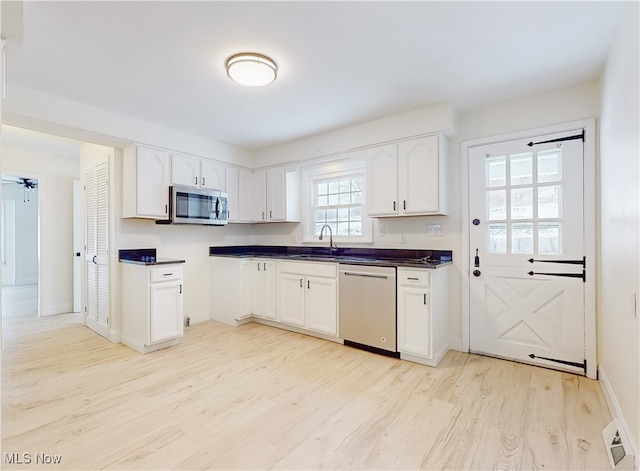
[338, 264, 398, 356]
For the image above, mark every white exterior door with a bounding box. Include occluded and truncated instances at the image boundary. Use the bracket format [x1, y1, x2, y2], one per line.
[468, 128, 592, 375]
[84, 162, 110, 338]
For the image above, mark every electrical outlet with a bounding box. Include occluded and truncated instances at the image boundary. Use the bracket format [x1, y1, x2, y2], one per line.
[427, 223, 444, 236]
[377, 221, 385, 237]
[399, 232, 407, 244]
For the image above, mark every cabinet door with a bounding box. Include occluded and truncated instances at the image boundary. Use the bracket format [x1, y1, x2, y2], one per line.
[171, 153, 200, 187]
[239, 260, 257, 319]
[278, 273, 306, 327]
[201, 160, 226, 191]
[397, 287, 431, 358]
[266, 166, 286, 221]
[252, 169, 267, 222]
[305, 276, 337, 335]
[137, 146, 171, 217]
[238, 167, 254, 222]
[149, 280, 184, 344]
[258, 260, 277, 320]
[399, 135, 440, 214]
[366, 144, 398, 216]
[225, 166, 239, 222]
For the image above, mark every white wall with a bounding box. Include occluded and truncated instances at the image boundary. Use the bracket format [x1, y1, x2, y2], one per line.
[598, 0, 639, 454]
[1, 181, 38, 285]
[2, 134, 81, 315]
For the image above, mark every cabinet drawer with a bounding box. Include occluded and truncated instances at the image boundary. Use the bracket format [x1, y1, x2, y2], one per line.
[149, 266, 183, 283]
[397, 268, 430, 288]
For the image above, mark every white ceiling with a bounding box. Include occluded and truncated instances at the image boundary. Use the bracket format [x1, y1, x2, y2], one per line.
[5, 1, 626, 151]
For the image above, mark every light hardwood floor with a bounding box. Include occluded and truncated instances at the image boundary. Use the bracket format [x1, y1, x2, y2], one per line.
[2, 295, 612, 470]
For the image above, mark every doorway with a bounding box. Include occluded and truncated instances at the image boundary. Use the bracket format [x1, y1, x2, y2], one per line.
[1, 174, 40, 319]
[461, 119, 596, 378]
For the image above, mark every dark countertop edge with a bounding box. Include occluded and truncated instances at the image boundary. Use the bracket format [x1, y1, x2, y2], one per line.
[120, 258, 186, 266]
[119, 249, 185, 265]
[209, 245, 453, 269]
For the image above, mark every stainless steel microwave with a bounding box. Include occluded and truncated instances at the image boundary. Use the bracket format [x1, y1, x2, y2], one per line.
[157, 185, 228, 226]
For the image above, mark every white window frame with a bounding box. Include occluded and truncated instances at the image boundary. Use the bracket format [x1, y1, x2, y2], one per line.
[300, 156, 373, 245]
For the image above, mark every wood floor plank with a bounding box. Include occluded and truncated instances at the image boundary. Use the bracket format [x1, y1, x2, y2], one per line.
[1, 286, 612, 470]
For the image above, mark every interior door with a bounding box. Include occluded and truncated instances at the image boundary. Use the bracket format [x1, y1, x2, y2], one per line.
[84, 162, 110, 338]
[468, 129, 590, 375]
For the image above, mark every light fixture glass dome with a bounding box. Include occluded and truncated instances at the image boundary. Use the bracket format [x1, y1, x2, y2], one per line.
[225, 53, 277, 87]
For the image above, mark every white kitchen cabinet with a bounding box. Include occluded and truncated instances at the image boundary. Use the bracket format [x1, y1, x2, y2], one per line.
[210, 257, 276, 323]
[277, 261, 337, 336]
[121, 263, 184, 353]
[397, 267, 449, 367]
[252, 166, 300, 223]
[172, 153, 226, 190]
[122, 144, 171, 219]
[223, 166, 254, 223]
[366, 134, 448, 217]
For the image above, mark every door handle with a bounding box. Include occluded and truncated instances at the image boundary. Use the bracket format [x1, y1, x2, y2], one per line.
[92, 255, 97, 264]
[474, 248, 480, 267]
[473, 270, 481, 277]
[75, 252, 81, 257]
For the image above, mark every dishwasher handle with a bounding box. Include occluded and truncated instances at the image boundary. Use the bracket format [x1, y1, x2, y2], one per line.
[342, 272, 391, 279]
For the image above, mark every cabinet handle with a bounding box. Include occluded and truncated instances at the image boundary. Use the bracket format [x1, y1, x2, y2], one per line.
[202, 177, 206, 186]
[403, 200, 406, 210]
[270, 210, 272, 219]
[163, 273, 173, 276]
[263, 263, 267, 271]
[165, 204, 168, 214]
[424, 293, 427, 305]
[307, 280, 310, 290]
[227, 210, 230, 219]
[299, 278, 303, 288]
[258, 263, 261, 271]
[180, 284, 183, 294]
[262, 211, 265, 220]
[407, 277, 419, 280]
[393, 201, 396, 211]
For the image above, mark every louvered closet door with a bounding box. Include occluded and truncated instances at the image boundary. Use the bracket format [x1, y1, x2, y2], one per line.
[85, 162, 110, 338]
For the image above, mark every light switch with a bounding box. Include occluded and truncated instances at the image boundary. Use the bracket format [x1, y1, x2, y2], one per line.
[427, 224, 444, 236]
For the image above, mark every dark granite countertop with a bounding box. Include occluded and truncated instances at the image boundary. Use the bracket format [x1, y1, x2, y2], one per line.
[209, 245, 453, 269]
[119, 249, 185, 266]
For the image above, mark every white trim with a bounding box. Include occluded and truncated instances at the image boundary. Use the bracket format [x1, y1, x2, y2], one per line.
[460, 119, 597, 378]
[41, 302, 74, 316]
[599, 365, 639, 469]
[448, 335, 463, 352]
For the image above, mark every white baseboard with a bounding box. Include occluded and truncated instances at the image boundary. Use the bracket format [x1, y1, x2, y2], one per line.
[599, 365, 639, 469]
[448, 335, 463, 352]
[41, 302, 74, 316]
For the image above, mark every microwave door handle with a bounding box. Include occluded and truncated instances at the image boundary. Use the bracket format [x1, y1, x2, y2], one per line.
[215, 197, 220, 219]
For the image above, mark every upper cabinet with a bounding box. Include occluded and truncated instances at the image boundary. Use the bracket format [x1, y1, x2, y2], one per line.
[122, 144, 171, 219]
[366, 134, 448, 217]
[172, 153, 226, 191]
[252, 166, 300, 223]
[225, 166, 254, 223]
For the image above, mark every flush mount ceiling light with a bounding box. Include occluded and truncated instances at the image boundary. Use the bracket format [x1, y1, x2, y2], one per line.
[225, 53, 277, 87]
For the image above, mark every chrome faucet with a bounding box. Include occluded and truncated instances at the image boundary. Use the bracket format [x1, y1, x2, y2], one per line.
[318, 224, 337, 254]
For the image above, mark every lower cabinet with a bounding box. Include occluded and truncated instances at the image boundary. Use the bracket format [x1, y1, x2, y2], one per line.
[121, 263, 184, 353]
[397, 267, 449, 367]
[277, 261, 337, 336]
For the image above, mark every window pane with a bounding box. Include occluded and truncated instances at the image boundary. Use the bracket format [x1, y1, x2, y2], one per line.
[487, 224, 507, 253]
[538, 149, 562, 183]
[337, 222, 350, 235]
[315, 209, 326, 223]
[339, 180, 351, 192]
[328, 181, 339, 193]
[511, 187, 533, 219]
[328, 194, 339, 206]
[317, 182, 328, 196]
[349, 207, 361, 220]
[351, 191, 362, 203]
[487, 190, 506, 220]
[351, 179, 363, 192]
[510, 153, 533, 185]
[539, 222, 562, 254]
[339, 193, 351, 204]
[486, 156, 506, 187]
[315, 224, 325, 236]
[338, 208, 349, 221]
[538, 185, 561, 218]
[326, 208, 337, 221]
[350, 222, 362, 235]
[512, 223, 534, 254]
[317, 195, 328, 207]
